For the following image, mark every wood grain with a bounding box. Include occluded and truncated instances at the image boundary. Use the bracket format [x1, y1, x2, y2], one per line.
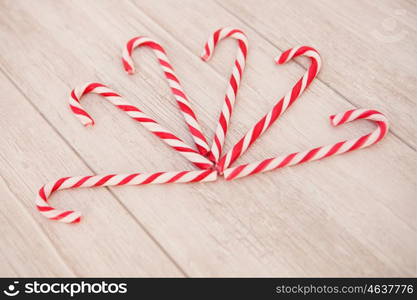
[0, 0, 415, 277]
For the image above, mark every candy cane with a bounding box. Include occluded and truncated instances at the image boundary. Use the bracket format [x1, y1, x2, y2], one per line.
[69, 82, 213, 170]
[36, 169, 217, 223]
[201, 27, 248, 163]
[217, 46, 321, 172]
[122, 36, 210, 156]
[223, 109, 389, 180]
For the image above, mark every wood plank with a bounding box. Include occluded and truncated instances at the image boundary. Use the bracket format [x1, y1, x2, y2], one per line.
[0, 0, 415, 276]
[0, 70, 183, 277]
[0, 176, 74, 276]
[218, 0, 417, 148]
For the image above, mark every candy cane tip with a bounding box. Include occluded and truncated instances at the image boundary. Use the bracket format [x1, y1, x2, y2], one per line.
[83, 121, 94, 127]
[122, 59, 135, 75]
[200, 53, 210, 61]
[274, 54, 287, 65]
[329, 114, 339, 126]
[273, 55, 280, 64]
[71, 217, 81, 224]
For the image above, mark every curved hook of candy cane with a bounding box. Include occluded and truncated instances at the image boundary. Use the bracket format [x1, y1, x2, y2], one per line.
[69, 82, 213, 170]
[121, 36, 210, 156]
[217, 46, 322, 172]
[36, 170, 217, 223]
[200, 27, 248, 164]
[223, 109, 389, 180]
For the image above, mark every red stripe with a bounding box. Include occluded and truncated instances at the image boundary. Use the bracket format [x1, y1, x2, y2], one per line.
[122, 58, 132, 73]
[299, 148, 320, 164]
[147, 41, 165, 53]
[127, 37, 140, 55]
[72, 176, 93, 188]
[71, 217, 81, 224]
[214, 136, 221, 150]
[188, 125, 207, 142]
[177, 101, 197, 119]
[118, 174, 140, 185]
[190, 170, 212, 182]
[213, 29, 221, 46]
[171, 87, 187, 100]
[154, 131, 181, 140]
[277, 153, 297, 168]
[51, 177, 70, 193]
[238, 40, 248, 58]
[82, 83, 105, 95]
[118, 105, 141, 112]
[348, 135, 369, 152]
[38, 186, 47, 201]
[70, 105, 92, 120]
[50, 211, 74, 221]
[376, 121, 388, 141]
[250, 117, 267, 145]
[307, 60, 318, 85]
[204, 44, 210, 58]
[226, 165, 247, 180]
[225, 29, 243, 37]
[290, 79, 302, 104]
[219, 114, 227, 135]
[70, 90, 79, 102]
[338, 109, 355, 125]
[37, 205, 53, 212]
[250, 158, 275, 175]
[164, 71, 179, 83]
[194, 162, 212, 170]
[167, 171, 188, 183]
[229, 75, 238, 95]
[196, 145, 209, 156]
[141, 172, 164, 184]
[173, 147, 198, 153]
[324, 141, 345, 157]
[225, 96, 232, 116]
[278, 49, 291, 64]
[93, 175, 116, 186]
[133, 117, 157, 123]
[357, 110, 380, 120]
[100, 92, 120, 97]
[293, 46, 315, 58]
[235, 61, 242, 77]
[227, 140, 244, 169]
[159, 59, 173, 69]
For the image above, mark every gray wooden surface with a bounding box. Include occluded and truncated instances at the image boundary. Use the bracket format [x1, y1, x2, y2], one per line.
[0, 0, 415, 277]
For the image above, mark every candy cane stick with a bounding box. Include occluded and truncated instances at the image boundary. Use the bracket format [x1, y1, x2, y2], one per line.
[223, 109, 388, 180]
[218, 46, 321, 172]
[122, 36, 210, 156]
[201, 27, 248, 163]
[69, 82, 213, 170]
[36, 169, 217, 224]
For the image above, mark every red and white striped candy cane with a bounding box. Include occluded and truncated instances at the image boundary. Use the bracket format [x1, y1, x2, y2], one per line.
[217, 46, 322, 172]
[36, 169, 217, 223]
[69, 82, 213, 170]
[122, 36, 210, 156]
[223, 109, 389, 180]
[201, 27, 248, 163]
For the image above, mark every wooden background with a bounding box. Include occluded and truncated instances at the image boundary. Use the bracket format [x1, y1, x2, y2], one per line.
[0, 0, 415, 277]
